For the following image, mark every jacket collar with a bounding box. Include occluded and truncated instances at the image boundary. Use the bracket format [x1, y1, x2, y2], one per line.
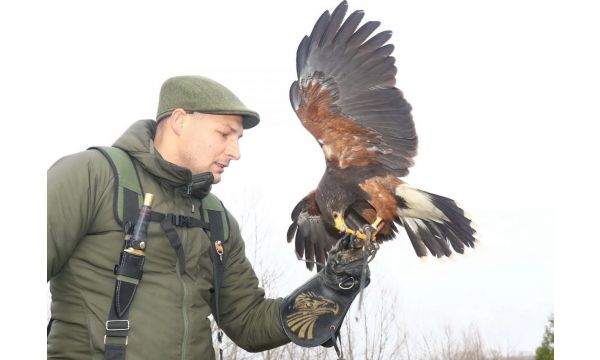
[112, 120, 213, 199]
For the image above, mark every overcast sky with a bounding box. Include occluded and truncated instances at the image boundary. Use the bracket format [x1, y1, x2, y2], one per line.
[3, 0, 598, 358]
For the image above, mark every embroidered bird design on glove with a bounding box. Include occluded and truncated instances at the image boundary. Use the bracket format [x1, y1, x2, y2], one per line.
[286, 291, 340, 340]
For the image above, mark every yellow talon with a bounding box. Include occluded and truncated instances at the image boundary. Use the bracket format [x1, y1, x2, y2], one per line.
[348, 228, 367, 241]
[372, 217, 383, 229]
[333, 213, 384, 241]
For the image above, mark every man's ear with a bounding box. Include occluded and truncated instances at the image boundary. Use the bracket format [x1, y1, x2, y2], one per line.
[170, 108, 187, 136]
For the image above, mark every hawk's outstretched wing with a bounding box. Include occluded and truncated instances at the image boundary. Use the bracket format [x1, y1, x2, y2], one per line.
[289, 0, 417, 176]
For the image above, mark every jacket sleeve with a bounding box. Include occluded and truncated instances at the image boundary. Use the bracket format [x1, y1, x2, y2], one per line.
[47, 150, 111, 281]
[215, 212, 290, 352]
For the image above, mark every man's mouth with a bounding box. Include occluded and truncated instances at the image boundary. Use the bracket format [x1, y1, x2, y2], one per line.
[215, 162, 227, 172]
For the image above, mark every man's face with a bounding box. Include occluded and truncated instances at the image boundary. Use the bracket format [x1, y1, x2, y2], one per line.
[178, 112, 243, 183]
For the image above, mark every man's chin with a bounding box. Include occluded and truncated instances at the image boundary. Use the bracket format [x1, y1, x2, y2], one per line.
[211, 173, 222, 184]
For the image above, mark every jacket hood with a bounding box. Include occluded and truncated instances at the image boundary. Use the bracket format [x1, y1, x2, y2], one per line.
[112, 120, 213, 199]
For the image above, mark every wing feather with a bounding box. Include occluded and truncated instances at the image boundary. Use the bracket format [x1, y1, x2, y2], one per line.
[319, 1, 348, 47]
[288, 191, 340, 271]
[358, 30, 393, 54]
[346, 21, 381, 51]
[332, 10, 364, 49]
[306, 11, 331, 63]
[296, 36, 310, 78]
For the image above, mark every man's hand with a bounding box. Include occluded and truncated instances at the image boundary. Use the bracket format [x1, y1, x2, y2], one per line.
[280, 234, 372, 349]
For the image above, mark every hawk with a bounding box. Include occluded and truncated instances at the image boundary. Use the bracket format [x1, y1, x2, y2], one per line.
[287, 1, 477, 271]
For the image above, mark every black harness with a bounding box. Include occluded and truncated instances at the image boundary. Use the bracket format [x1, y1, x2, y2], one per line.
[47, 147, 229, 359]
[47, 146, 229, 360]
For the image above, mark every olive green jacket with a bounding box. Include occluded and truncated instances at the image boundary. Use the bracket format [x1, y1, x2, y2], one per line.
[47, 120, 289, 359]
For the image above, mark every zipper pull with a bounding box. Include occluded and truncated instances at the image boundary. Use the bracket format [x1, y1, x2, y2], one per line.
[186, 184, 195, 213]
[215, 241, 223, 262]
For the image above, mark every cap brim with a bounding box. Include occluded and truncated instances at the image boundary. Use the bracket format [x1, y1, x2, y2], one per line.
[156, 109, 260, 129]
[242, 114, 260, 129]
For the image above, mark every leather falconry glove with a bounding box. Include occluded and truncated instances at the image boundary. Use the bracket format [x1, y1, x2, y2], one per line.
[280, 234, 372, 351]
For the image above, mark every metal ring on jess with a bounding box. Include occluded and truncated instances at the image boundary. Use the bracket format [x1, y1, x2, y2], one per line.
[338, 277, 356, 290]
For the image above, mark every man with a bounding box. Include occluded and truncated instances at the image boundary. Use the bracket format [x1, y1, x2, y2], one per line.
[47, 75, 366, 359]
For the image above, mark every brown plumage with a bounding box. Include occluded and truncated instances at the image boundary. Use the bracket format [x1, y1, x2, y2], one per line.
[287, 1, 477, 271]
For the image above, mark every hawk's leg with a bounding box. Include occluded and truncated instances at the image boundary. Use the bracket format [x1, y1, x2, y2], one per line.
[333, 211, 384, 252]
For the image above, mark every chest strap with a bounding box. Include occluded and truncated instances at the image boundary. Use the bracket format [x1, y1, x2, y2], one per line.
[152, 211, 209, 273]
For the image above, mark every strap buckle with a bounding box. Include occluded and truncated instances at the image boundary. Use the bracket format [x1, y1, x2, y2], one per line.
[173, 215, 190, 227]
[106, 319, 130, 331]
[104, 335, 129, 345]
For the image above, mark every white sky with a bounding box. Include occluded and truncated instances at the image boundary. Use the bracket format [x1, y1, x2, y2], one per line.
[2, 0, 599, 358]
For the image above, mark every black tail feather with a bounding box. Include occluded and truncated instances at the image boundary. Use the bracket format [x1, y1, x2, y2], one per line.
[401, 219, 429, 258]
[398, 190, 477, 258]
[425, 221, 453, 257]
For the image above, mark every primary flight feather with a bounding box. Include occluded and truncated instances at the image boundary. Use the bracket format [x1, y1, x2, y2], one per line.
[287, 1, 477, 271]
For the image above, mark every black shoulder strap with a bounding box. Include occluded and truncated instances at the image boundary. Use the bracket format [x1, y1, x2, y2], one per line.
[208, 209, 225, 321]
[208, 209, 225, 360]
[88, 147, 144, 360]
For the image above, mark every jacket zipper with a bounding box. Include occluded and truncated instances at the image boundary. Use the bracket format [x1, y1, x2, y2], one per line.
[177, 267, 189, 360]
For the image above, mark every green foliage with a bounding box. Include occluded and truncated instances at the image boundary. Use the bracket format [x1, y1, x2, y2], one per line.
[535, 313, 554, 360]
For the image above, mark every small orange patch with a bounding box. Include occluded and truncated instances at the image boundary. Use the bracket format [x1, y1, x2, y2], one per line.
[358, 176, 404, 236]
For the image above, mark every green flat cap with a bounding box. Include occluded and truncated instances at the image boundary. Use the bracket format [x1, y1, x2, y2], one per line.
[156, 75, 260, 129]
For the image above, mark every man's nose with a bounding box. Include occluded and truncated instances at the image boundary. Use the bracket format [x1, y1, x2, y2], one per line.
[227, 139, 241, 160]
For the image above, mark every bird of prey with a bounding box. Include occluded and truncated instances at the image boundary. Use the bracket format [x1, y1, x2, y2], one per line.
[287, 1, 477, 271]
